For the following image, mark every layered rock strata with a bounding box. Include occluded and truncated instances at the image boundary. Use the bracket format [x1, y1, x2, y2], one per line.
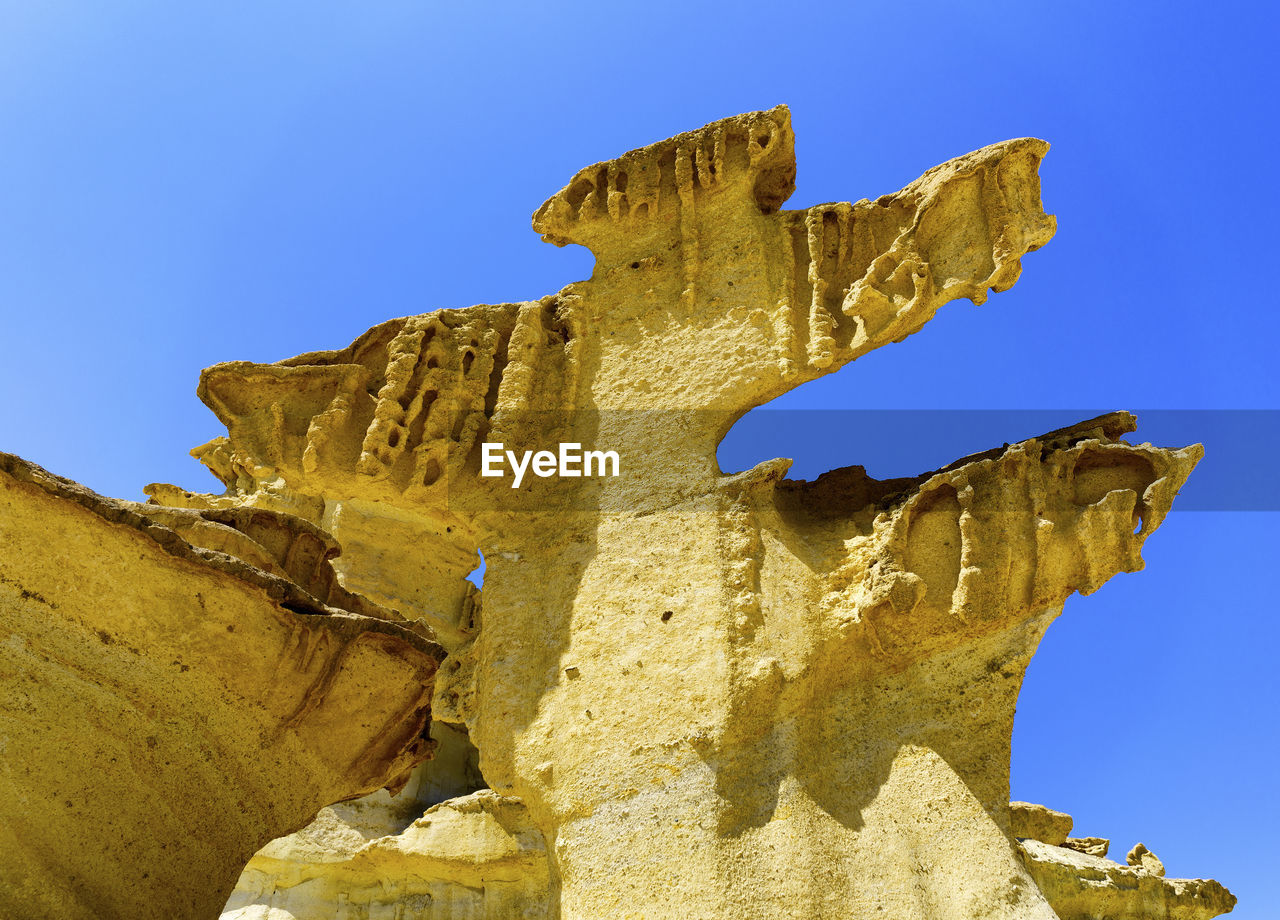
[0, 453, 445, 920]
[222, 794, 1234, 920]
[223, 791, 550, 920]
[1022, 839, 1234, 919]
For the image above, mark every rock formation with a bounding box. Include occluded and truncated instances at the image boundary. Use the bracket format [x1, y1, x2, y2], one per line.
[0, 453, 444, 919]
[0, 106, 1235, 918]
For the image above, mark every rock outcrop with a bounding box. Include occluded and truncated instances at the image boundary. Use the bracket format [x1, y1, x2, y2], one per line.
[1012, 801, 1075, 847]
[1023, 838, 1234, 919]
[1065, 836, 1113, 858]
[191, 108, 1230, 918]
[0, 106, 1235, 919]
[1128, 842, 1168, 878]
[223, 792, 550, 920]
[0, 452, 444, 920]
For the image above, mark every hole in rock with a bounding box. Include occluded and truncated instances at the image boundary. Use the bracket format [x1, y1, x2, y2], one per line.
[230, 547, 495, 895]
[716, 314, 1108, 488]
[711, 207, 1095, 483]
[466, 549, 485, 589]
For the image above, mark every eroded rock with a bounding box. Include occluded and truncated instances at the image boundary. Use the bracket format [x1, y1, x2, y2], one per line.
[1012, 801, 1074, 846]
[193, 108, 1229, 918]
[1129, 842, 1168, 877]
[1022, 839, 1233, 919]
[0, 106, 1233, 919]
[1064, 836, 1112, 858]
[0, 452, 444, 920]
[222, 791, 550, 920]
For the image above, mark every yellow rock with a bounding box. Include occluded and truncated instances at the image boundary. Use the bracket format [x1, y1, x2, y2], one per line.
[222, 792, 550, 920]
[1128, 841, 1167, 877]
[1023, 839, 1232, 919]
[1011, 801, 1074, 846]
[198, 108, 1229, 918]
[0, 452, 444, 919]
[1063, 835, 1112, 858]
[0, 106, 1236, 919]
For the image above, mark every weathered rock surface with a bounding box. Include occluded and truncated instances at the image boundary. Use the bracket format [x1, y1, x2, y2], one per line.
[223, 791, 549, 919]
[1129, 842, 1168, 877]
[222, 799, 1235, 920]
[1022, 839, 1234, 919]
[1065, 836, 1113, 857]
[190, 107, 1230, 918]
[0, 106, 1234, 919]
[1012, 801, 1075, 846]
[0, 452, 445, 920]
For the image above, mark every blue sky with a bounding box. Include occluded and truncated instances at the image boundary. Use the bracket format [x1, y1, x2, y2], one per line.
[1, 1, 1275, 913]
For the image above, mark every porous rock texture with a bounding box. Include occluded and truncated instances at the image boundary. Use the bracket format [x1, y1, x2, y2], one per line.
[0, 452, 445, 919]
[189, 108, 1232, 918]
[1012, 801, 1075, 847]
[223, 791, 551, 920]
[1022, 839, 1234, 919]
[0, 106, 1235, 919]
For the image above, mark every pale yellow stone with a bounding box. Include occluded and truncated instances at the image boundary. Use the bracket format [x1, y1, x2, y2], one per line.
[1011, 801, 1074, 846]
[1128, 841, 1168, 877]
[1063, 835, 1112, 857]
[0, 452, 444, 920]
[0, 106, 1235, 920]
[197, 108, 1229, 918]
[1022, 839, 1231, 919]
[222, 792, 550, 920]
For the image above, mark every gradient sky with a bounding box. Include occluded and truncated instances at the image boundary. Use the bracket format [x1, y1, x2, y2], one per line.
[1, 2, 1276, 914]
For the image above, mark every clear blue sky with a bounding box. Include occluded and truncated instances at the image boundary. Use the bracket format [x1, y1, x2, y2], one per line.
[1, 2, 1275, 913]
